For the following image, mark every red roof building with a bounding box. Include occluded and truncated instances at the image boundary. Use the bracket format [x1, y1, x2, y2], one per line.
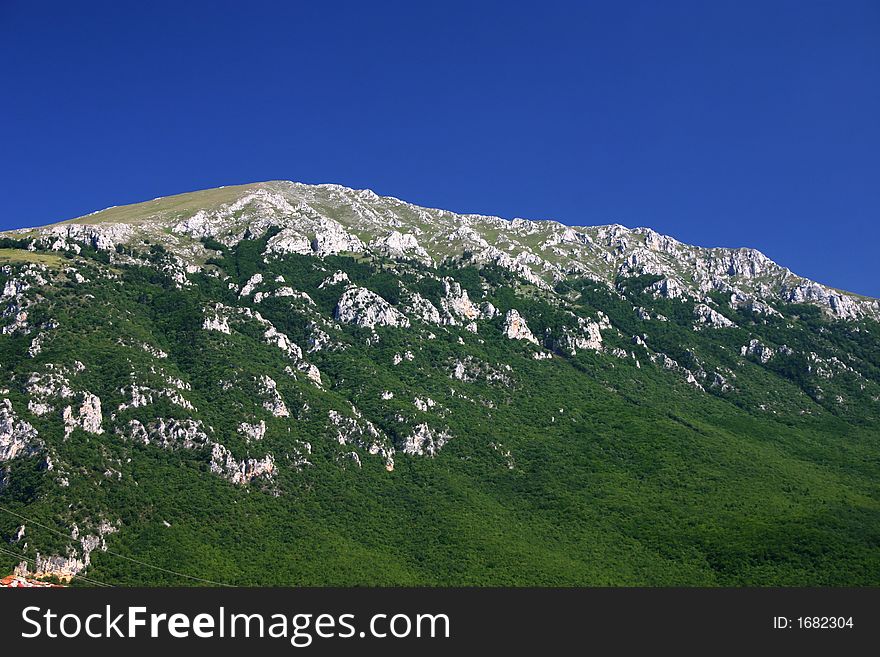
[0, 575, 63, 588]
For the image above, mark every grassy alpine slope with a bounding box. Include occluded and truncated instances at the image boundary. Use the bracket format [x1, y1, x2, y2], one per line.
[0, 183, 878, 586]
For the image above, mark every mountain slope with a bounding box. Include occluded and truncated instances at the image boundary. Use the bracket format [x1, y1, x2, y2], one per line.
[0, 181, 878, 586]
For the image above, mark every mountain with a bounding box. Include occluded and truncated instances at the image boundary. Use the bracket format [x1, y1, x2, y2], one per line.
[1, 181, 878, 586]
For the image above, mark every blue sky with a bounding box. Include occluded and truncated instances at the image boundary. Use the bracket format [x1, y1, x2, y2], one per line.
[2, 1, 878, 296]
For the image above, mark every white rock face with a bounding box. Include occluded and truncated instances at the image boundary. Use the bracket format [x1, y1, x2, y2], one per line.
[297, 362, 323, 387]
[46, 223, 134, 251]
[741, 339, 775, 363]
[263, 323, 304, 360]
[502, 309, 538, 344]
[118, 384, 193, 411]
[173, 188, 297, 241]
[327, 409, 393, 462]
[118, 418, 209, 449]
[0, 399, 40, 462]
[202, 307, 231, 333]
[710, 371, 733, 392]
[305, 321, 335, 353]
[392, 351, 415, 365]
[15, 522, 117, 581]
[100, 403, 282, 489]
[338, 451, 362, 468]
[371, 231, 430, 261]
[311, 221, 365, 255]
[2, 278, 30, 299]
[782, 281, 871, 319]
[62, 393, 103, 438]
[15, 554, 81, 581]
[79, 393, 103, 433]
[559, 315, 605, 355]
[27, 332, 47, 357]
[1, 309, 30, 336]
[25, 367, 76, 416]
[265, 228, 313, 255]
[413, 397, 436, 412]
[439, 278, 480, 325]
[649, 278, 687, 300]
[319, 270, 350, 288]
[202, 303, 319, 381]
[404, 291, 441, 324]
[210, 443, 276, 485]
[649, 353, 705, 390]
[334, 286, 410, 329]
[258, 375, 289, 417]
[449, 356, 512, 385]
[1, 273, 37, 336]
[272, 287, 314, 305]
[117, 384, 150, 410]
[693, 303, 736, 329]
[729, 292, 781, 317]
[238, 420, 266, 443]
[239, 273, 263, 297]
[402, 423, 451, 456]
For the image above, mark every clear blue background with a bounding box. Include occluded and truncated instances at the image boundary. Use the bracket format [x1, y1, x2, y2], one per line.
[2, 1, 878, 296]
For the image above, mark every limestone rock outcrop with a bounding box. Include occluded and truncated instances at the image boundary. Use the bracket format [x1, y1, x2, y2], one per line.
[335, 286, 410, 329]
[502, 309, 538, 344]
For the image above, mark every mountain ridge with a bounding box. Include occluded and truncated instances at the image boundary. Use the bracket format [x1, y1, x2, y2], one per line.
[4, 180, 877, 320]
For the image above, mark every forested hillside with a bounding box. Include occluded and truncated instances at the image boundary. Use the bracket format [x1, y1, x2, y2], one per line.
[1, 182, 878, 585]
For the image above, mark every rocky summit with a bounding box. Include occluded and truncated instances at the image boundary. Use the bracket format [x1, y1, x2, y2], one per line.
[0, 181, 878, 586]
